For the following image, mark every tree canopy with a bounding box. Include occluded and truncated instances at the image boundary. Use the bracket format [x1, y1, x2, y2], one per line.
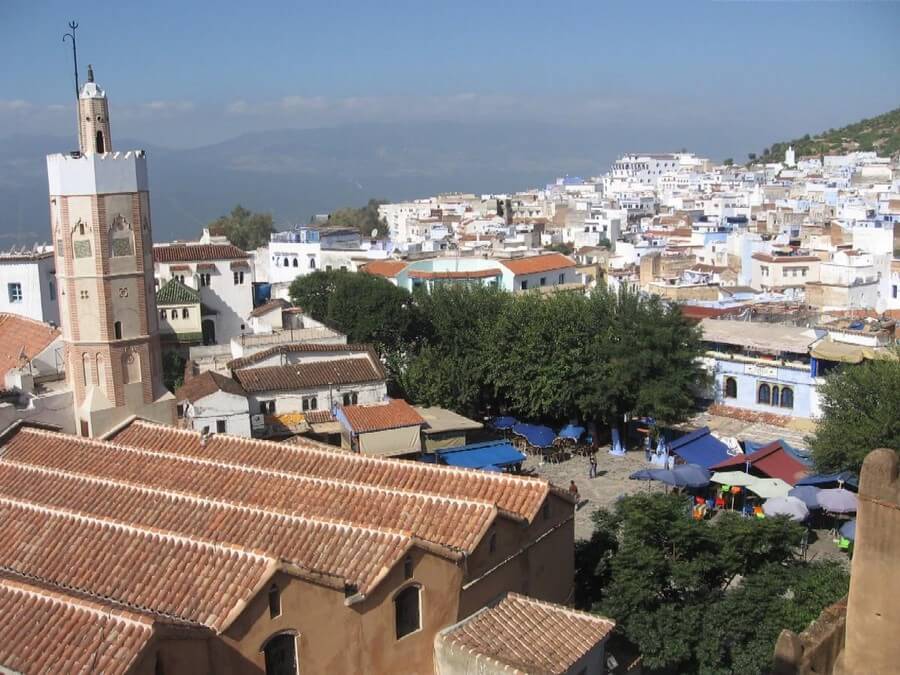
[320, 198, 388, 238]
[209, 205, 275, 251]
[576, 493, 849, 674]
[288, 270, 421, 351]
[809, 354, 900, 473]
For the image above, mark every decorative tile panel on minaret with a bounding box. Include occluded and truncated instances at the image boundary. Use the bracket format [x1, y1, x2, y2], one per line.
[47, 65, 174, 437]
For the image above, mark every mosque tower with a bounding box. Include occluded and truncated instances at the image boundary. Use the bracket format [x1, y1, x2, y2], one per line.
[47, 64, 174, 436]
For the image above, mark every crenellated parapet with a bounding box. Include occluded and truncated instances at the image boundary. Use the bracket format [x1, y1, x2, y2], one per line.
[47, 150, 149, 196]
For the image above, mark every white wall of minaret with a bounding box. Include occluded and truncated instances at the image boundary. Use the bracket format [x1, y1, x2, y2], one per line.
[45, 64, 174, 436]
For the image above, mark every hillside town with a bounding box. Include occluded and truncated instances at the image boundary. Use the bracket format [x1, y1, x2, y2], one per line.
[0, 41, 898, 675]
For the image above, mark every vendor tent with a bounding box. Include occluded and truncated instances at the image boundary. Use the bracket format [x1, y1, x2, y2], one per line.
[710, 471, 791, 498]
[796, 471, 859, 491]
[667, 427, 731, 468]
[491, 416, 519, 430]
[710, 440, 810, 485]
[424, 441, 525, 471]
[710, 471, 759, 487]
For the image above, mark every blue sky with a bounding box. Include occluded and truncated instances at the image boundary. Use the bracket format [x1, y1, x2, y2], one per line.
[2, 0, 898, 154]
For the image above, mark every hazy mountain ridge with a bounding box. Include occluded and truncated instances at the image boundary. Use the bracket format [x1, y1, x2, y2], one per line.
[0, 122, 628, 245]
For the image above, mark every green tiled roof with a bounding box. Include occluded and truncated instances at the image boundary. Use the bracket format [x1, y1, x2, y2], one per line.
[156, 278, 200, 306]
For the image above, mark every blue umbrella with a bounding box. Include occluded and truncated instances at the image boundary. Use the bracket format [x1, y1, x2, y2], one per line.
[671, 464, 711, 489]
[491, 416, 518, 430]
[558, 424, 585, 441]
[839, 519, 856, 541]
[511, 423, 557, 449]
[763, 496, 810, 522]
[629, 469, 657, 481]
[788, 485, 822, 509]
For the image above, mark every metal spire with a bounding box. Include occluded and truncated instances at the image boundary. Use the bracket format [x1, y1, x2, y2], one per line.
[62, 21, 80, 100]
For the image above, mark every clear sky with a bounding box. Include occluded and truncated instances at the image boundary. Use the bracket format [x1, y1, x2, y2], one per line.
[2, 0, 898, 154]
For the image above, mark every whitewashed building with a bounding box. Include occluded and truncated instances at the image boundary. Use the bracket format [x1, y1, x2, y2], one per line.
[0, 248, 59, 324]
[175, 369, 250, 437]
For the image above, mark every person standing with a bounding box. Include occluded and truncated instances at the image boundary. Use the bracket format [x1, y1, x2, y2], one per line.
[589, 454, 598, 479]
[569, 480, 580, 503]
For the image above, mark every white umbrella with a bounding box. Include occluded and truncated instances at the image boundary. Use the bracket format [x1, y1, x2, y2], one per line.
[817, 488, 858, 514]
[710, 470, 758, 487]
[746, 478, 792, 499]
[763, 496, 810, 521]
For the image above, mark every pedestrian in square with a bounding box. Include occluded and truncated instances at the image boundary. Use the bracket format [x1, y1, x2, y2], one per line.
[589, 453, 598, 479]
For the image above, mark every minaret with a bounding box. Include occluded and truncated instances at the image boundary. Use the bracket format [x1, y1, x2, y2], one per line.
[78, 64, 112, 154]
[47, 65, 174, 437]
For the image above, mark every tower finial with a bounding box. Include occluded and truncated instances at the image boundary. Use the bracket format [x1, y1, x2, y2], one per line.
[87, 64, 94, 83]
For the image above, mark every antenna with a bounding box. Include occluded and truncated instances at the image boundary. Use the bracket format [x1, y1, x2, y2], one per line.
[62, 21, 80, 146]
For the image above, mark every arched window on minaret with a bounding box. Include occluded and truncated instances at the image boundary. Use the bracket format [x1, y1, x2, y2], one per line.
[122, 350, 142, 384]
[82, 352, 93, 387]
[96, 130, 105, 154]
[96, 354, 106, 392]
[109, 216, 135, 257]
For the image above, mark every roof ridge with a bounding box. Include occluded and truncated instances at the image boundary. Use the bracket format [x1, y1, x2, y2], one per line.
[504, 592, 616, 625]
[9, 428, 501, 521]
[0, 459, 416, 544]
[0, 494, 273, 566]
[126, 420, 548, 492]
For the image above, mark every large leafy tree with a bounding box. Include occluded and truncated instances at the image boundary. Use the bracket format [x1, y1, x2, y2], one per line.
[809, 355, 900, 473]
[322, 198, 388, 238]
[576, 494, 849, 674]
[209, 204, 275, 251]
[288, 270, 421, 351]
[400, 286, 511, 416]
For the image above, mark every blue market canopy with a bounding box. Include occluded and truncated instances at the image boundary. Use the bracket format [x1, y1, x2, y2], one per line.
[558, 424, 586, 441]
[795, 471, 859, 491]
[425, 441, 526, 471]
[788, 485, 822, 509]
[511, 423, 557, 449]
[743, 438, 813, 465]
[490, 416, 519, 430]
[668, 427, 731, 469]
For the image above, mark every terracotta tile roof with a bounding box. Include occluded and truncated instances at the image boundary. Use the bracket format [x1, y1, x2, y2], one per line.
[361, 260, 408, 278]
[0, 492, 272, 631]
[110, 420, 551, 523]
[752, 253, 821, 263]
[305, 409, 336, 424]
[155, 277, 200, 306]
[500, 253, 576, 275]
[340, 398, 425, 432]
[176, 370, 246, 402]
[0, 427, 495, 554]
[0, 459, 413, 594]
[227, 343, 378, 371]
[711, 440, 810, 485]
[0, 314, 60, 378]
[408, 269, 500, 280]
[154, 243, 248, 263]
[235, 357, 384, 393]
[439, 592, 615, 674]
[248, 298, 290, 318]
[0, 574, 156, 674]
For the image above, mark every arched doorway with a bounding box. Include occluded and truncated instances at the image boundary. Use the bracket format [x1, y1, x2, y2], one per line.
[96, 130, 105, 153]
[263, 633, 297, 675]
[202, 319, 216, 346]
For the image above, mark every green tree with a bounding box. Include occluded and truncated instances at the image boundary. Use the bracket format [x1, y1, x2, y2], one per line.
[209, 205, 275, 251]
[723, 158, 734, 166]
[576, 494, 848, 674]
[322, 198, 388, 237]
[162, 350, 186, 393]
[809, 355, 900, 473]
[546, 242, 574, 255]
[748, 152, 757, 162]
[288, 270, 421, 351]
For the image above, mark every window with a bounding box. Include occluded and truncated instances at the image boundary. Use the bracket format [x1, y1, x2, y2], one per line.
[114, 321, 122, 340]
[283, 258, 290, 267]
[176, 404, 184, 419]
[520, 280, 528, 290]
[757, 383, 770, 405]
[539, 276, 546, 286]
[263, 633, 297, 675]
[199, 273, 211, 287]
[233, 271, 244, 285]
[342, 392, 359, 406]
[292, 258, 299, 267]
[325, 265, 333, 272]
[724, 377, 737, 399]
[403, 555, 414, 580]
[48, 281, 56, 300]
[268, 584, 281, 619]
[259, 400, 276, 414]
[772, 386, 780, 407]
[80, 290, 89, 300]
[177, 275, 185, 284]
[182, 308, 189, 319]
[893, 284, 898, 299]
[394, 586, 421, 639]
[160, 309, 167, 320]
[781, 387, 794, 409]
[302, 396, 318, 412]
[558, 273, 565, 284]
[7, 283, 22, 303]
